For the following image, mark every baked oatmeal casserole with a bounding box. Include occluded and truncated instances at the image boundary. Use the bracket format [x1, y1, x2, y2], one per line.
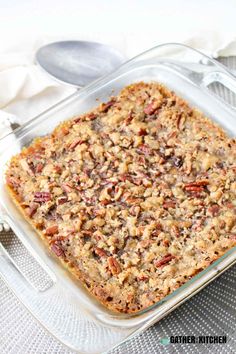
[6, 82, 236, 313]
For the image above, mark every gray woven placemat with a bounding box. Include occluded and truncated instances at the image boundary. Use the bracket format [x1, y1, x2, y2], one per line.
[0, 57, 236, 354]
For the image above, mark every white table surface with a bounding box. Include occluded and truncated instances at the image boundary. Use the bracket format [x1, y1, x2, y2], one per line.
[0, 0, 236, 57]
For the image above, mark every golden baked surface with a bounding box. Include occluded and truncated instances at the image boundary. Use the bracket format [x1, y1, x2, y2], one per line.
[6, 82, 236, 313]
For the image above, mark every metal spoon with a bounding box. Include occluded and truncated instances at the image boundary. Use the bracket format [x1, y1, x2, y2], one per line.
[35, 40, 125, 88]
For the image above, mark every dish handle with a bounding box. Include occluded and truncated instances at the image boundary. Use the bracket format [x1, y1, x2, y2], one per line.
[0, 242, 51, 293]
[201, 69, 236, 109]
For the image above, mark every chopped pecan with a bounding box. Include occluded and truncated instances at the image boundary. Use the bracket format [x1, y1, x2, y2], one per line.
[20, 159, 34, 176]
[119, 174, 131, 182]
[132, 177, 143, 186]
[99, 99, 116, 113]
[61, 183, 73, 193]
[93, 286, 109, 300]
[130, 205, 141, 216]
[144, 100, 158, 115]
[86, 112, 97, 121]
[35, 162, 44, 173]
[107, 256, 121, 275]
[192, 218, 205, 231]
[69, 139, 85, 151]
[45, 225, 59, 236]
[54, 165, 62, 174]
[163, 239, 170, 247]
[155, 254, 175, 267]
[208, 204, 220, 217]
[57, 196, 68, 205]
[81, 195, 96, 205]
[34, 192, 51, 203]
[100, 199, 111, 206]
[139, 239, 151, 248]
[163, 200, 176, 209]
[125, 111, 134, 125]
[27, 202, 38, 217]
[172, 156, 183, 168]
[136, 155, 146, 166]
[125, 197, 143, 205]
[95, 247, 108, 257]
[114, 186, 123, 200]
[73, 116, 82, 123]
[6, 176, 21, 189]
[93, 208, 106, 217]
[176, 112, 186, 130]
[81, 230, 93, 237]
[51, 242, 64, 257]
[138, 128, 148, 136]
[171, 225, 180, 237]
[136, 144, 152, 156]
[225, 202, 235, 209]
[137, 274, 149, 281]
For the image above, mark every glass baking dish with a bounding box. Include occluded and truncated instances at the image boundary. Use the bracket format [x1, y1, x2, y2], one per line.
[0, 43, 236, 353]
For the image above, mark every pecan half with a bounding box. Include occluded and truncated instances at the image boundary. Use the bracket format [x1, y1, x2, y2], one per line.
[171, 225, 180, 237]
[155, 254, 175, 267]
[184, 180, 209, 188]
[184, 180, 209, 195]
[107, 256, 121, 275]
[95, 247, 108, 257]
[34, 192, 51, 203]
[185, 185, 204, 193]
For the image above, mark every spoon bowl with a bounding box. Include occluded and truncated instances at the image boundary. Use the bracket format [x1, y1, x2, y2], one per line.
[36, 40, 125, 88]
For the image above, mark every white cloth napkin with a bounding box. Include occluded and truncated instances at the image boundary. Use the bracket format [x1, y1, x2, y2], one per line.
[1, 32, 236, 229]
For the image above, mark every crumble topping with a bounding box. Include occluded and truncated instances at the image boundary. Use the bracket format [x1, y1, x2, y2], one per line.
[6, 82, 236, 313]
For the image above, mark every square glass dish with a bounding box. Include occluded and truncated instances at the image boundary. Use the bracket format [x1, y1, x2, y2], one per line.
[0, 43, 236, 353]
